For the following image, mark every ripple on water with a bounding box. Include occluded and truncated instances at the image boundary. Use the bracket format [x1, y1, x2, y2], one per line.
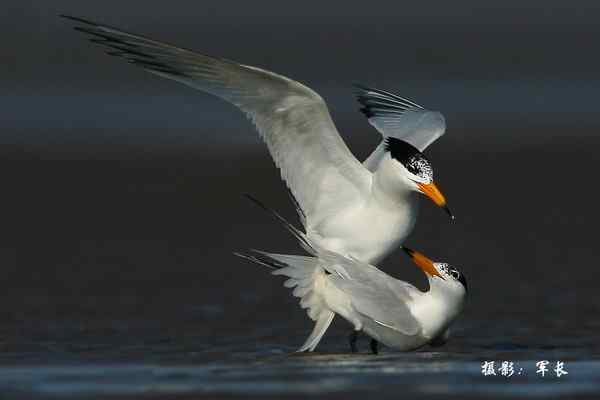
[1, 359, 599, 398]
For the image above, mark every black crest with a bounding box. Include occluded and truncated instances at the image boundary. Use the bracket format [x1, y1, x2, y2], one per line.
[384, 137, 433, 181]
[384, 137, 420, 163]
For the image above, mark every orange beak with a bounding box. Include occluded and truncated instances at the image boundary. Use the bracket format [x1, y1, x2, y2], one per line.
[417, 182, 454, 219]
[402, 247, 445, 280]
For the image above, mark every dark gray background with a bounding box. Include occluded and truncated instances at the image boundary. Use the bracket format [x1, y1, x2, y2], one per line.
[1, 1, 598, 398]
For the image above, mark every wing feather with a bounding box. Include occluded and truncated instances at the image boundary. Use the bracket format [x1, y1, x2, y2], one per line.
[318, 249, 421, 335]
[63, 15, 371, 227]
[354, 84, 446, 171]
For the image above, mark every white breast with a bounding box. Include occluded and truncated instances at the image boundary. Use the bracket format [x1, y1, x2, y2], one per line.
[308, 193, 418, 264]
[408, 289, 461, 340]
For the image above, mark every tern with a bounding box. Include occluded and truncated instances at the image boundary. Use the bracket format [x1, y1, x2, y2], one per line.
[62, 15, 453, 264]
[235, 201, 467, 353]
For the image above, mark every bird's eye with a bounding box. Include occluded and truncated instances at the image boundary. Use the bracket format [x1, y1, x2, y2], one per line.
[450, 269, 460, 280]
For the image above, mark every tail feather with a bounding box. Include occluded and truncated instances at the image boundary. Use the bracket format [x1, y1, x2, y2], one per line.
[283, 278, 297, 288]
[243, 194, 315, 255]
[234, 248, 333, 352]
[297, 311, 335, 352]
[233, 250, 287, 270]
[235, 194, 337, 352]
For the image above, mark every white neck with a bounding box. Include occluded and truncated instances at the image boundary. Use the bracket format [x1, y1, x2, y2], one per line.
[371, 156, 416, 209]
[411, 277, 466, 339]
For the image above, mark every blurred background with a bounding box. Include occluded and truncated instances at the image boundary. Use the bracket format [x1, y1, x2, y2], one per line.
[1, 1, 599, 398]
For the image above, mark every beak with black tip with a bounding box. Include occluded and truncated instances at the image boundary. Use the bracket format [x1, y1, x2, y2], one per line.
[416, 182, 454, 220]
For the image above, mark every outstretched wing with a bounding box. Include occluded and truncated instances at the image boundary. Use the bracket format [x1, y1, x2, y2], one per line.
[354, 84, 446, 171]
[318, 249, 421, 335]
[63, 16, 371, 227]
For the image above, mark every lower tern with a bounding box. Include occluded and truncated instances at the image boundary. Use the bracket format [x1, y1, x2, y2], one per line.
[235, 208, 467, 353]
[62, 15, 453, 265]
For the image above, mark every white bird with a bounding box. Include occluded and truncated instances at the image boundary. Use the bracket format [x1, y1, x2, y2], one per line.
[63, 15, 453, 265]
[235, 203, 467, 353]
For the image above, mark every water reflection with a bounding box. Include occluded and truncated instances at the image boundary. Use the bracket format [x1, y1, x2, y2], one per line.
[2, 359, 597, 398]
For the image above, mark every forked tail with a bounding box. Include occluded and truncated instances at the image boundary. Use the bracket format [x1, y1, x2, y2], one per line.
[242, 194, 315, 255]
[234, 196, 334, 352]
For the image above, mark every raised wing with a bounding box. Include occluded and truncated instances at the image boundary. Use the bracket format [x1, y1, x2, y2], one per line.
[354, 84, 446, 171]
[318, 249, 421, 335]
[62, 16, 371, 226]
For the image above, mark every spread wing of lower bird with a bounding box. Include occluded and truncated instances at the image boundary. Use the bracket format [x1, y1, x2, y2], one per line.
[354, 84, 446, 171]
[61, 15, 371, 226]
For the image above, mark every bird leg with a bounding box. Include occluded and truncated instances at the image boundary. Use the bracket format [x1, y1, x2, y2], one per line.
[370, 339, 379, 355]
[349, 331, 359, 353]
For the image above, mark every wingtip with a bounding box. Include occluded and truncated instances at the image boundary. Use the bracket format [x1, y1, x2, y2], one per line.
[59, 14, 95, 25]
[242, 193, 268, 210]
[73, 26, 91, 33]
[352, 85, 425, 110]
[232, 250, 252, 259]
[351, 82, 372, 95]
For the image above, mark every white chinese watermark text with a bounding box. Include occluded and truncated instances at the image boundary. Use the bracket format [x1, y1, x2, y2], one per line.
[481, 360, 568, 378]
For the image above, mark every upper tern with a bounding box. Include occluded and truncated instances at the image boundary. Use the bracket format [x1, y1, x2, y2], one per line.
[235, 205, 466, 353]
[62, 15, 453, 264]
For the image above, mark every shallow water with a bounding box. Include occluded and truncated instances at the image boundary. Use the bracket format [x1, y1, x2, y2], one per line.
[1, 130, 599, 398]
[3, 357, 599, 398]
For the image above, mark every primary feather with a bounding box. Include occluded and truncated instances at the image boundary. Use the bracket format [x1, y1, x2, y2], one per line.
[61, 15, 371, 232]
[354, 84, 446, 171]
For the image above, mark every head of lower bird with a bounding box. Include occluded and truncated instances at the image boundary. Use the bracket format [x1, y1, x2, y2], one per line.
[383, 137, 454, 219]
[402, 247, 467, 296]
